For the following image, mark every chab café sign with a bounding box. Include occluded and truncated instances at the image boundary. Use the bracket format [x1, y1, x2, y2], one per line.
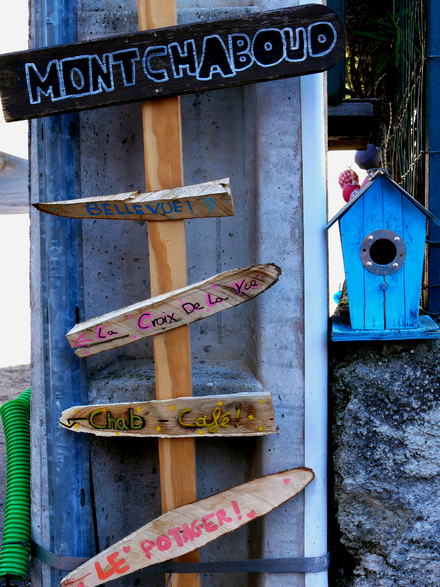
[0, 4, 345, 121]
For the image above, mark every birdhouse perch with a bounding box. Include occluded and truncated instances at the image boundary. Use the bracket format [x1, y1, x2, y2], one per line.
[327, 169, 440, 341]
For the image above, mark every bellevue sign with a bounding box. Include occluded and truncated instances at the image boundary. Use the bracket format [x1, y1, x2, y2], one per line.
[0, 4, 345, 121]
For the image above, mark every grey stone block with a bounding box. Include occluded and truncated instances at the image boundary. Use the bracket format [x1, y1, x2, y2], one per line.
[331, 339, 440, 587]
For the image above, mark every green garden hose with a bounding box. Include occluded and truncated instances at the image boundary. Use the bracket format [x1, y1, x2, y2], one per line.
[0, 388, 31, 579]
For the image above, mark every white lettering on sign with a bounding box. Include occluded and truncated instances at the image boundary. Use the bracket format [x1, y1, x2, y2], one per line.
[25, 23, 336, 105]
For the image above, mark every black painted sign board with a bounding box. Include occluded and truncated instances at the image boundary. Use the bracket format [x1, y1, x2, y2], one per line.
[0, 4, 345, 122]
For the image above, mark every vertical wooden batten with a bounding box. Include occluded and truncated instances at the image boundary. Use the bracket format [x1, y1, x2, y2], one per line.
[137, 1, 200, 586]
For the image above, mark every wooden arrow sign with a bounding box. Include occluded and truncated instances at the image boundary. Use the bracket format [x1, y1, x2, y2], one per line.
[59, 393, 276, 438]
[33, 178, 233, 221]
[0, 4, 345, 122]
[60, 467, 314, 587]
[66, 263, 281, 357]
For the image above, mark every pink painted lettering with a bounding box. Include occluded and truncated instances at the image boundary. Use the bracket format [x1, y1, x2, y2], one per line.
[231, 500, 242, 520]
[63, 575, 91, 587]
[95, 562, 115, 581]
[182, 521, 201, 543]
[107, 552, 130, 574]
[73, 333, 93, 347]
[96, 327, 107, 340]
[137, 312, 152, 330]
[156, 535, 172, 551]
[201, 513, 218, 533]
[94, 552, 129, 580]
[137, 311, 179, 330]
[206, 292, 229, 307]
[182, 302, 204, 315]
[95, 326, 119, 341]
[168, 526, 184, 547]
[232, 278, 260, 295]
[216, 509, 233, 526]
[141, 539, 155, 559]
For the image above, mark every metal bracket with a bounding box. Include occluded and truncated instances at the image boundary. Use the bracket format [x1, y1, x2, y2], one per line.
[360, 229, 407, 276]
[31, 541, 330, 574]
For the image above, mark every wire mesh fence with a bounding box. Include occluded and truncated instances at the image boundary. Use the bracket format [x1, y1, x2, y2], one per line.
[345, 0, 427, 203]
[381, 0, 427, 204]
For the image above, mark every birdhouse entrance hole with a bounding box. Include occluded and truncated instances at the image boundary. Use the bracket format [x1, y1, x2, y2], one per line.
[369, 239, 397, 265]
[360, 229, 407, 276]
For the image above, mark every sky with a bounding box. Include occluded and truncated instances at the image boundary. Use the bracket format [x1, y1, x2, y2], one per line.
[0, 0, 29, 368]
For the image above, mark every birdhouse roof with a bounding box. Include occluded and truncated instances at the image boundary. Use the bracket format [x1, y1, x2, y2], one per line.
[326, 169, 440, 230]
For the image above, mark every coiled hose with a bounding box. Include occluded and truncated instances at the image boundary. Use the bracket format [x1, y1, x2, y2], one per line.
[0, 388, 31, 579]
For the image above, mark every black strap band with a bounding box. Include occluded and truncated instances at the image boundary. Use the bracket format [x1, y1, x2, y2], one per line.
[146, 555, 330, 574]
[31, 542, 85, 571]
[31, 542, 330, 574]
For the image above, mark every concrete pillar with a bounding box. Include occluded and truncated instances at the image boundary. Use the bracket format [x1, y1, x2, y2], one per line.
[30, 0, 328, 585]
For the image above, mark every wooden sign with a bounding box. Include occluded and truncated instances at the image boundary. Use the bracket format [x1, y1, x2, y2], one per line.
[0, 5, 345, 122]
[60, 467, 314, 587]
[33, 178, 233, 221]
[66, 263, 281, 357]
[59, 393, 275, 437]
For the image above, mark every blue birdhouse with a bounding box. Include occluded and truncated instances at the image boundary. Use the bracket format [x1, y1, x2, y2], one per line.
[326, 170, 440, 341]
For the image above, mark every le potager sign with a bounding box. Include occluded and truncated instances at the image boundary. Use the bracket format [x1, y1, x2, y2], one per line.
[0, 4, 345, 121]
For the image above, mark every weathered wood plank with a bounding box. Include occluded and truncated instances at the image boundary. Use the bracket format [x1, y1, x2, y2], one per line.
[0, 5, 345, 122]
[402, 196, 426, 328]
[33, 178, 233, 221]
[331, 315, 440, 341]
[382, 180, 405, 330]
[339, 198, 366, 330]
[60, 467, 314, 587]
[66, 263, 281, 357]
[363, 178, 385, 330]
[138, 2, 198, 584]
[59, 392, 276, 438]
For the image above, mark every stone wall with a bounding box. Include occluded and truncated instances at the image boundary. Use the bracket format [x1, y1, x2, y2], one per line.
[330, 337, 440, 586]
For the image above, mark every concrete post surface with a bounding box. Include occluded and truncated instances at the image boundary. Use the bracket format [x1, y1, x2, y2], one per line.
[29, 0, 317, 585]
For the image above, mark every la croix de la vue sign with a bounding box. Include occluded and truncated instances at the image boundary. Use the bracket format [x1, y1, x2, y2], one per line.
[66, 263, 281, 358]
[60, 468, 314, 587]
[0, 4, 345, 121]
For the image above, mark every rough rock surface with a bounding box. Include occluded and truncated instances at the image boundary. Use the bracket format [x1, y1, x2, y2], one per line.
[330, 339, 440, 587]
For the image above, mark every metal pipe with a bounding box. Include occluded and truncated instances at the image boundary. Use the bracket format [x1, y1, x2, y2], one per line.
[300, 0, 329, 583]
[426, 0, 440, 312]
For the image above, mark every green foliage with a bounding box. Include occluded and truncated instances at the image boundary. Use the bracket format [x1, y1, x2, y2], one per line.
[345, 0, 423, 101]
[352, 7, 418, 77]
